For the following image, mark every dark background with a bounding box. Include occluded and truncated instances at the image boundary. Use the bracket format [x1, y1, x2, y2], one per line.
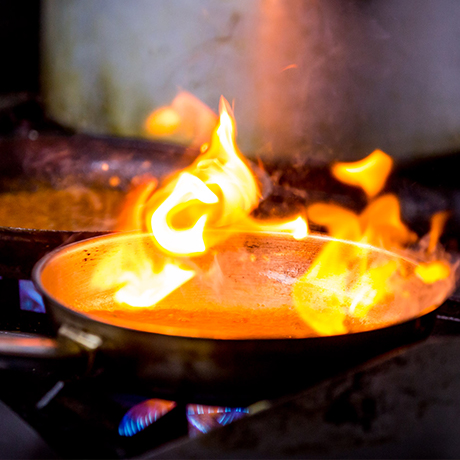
[0, 0, 40, 94]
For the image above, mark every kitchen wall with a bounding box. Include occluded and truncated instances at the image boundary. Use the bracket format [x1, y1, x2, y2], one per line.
[41, 0, 460, 163]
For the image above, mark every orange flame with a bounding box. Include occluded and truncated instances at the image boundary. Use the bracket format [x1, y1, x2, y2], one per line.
[427, 211, 450, 255]
[116, 178, 158, 231]
[243, 215, 308, 240]
[99, 96, 308, 309]
[414, 210, 451, 284]
[293, 150, 452, 335]
[144, 91, 218, 147]
[331, 149, 393, 198]
[144, 97, 261, 256]
[93, 97, 452, 331]
[115, 261, 195, 307]
[90, 236, 196, 309]
[415, 260, 451, 284]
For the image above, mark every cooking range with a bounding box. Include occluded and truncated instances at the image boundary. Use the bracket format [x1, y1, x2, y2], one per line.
[3, 0, 460, 455]
[1, 95, 460, 459]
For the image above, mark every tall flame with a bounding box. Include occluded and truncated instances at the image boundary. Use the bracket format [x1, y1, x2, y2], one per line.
[144, 97, 261, 256]
[96, 96, 307, 309]
[293, 150, 452, 336]
[92, 95, 452, 335]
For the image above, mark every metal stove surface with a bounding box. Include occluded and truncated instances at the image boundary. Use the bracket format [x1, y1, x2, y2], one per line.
[0, 399, 57, 459]
[143, 300, 460, 459]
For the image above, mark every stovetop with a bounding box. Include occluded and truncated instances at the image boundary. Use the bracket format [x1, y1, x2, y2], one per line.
[0, 295, 458, 459]
[2, 95, 460, 459]
[149, 328, 460, 459]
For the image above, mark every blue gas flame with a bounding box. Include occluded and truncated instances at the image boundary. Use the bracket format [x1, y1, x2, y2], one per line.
[186, 405, 249, 437]
[118, 399, 176, 437]
[19, 280, 46, 313]
[118, 399, 248, 438]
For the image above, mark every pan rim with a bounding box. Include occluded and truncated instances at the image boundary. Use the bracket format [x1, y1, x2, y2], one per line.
[32, 230, 439, 342]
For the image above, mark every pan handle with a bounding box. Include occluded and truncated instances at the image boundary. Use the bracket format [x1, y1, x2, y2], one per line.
[0, 332, 77, 359]
[0, 325, 102, 374]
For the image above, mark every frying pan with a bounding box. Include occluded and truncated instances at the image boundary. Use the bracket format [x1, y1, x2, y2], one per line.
[0, 134, 198, 278]
[0, 231, 448, 406]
